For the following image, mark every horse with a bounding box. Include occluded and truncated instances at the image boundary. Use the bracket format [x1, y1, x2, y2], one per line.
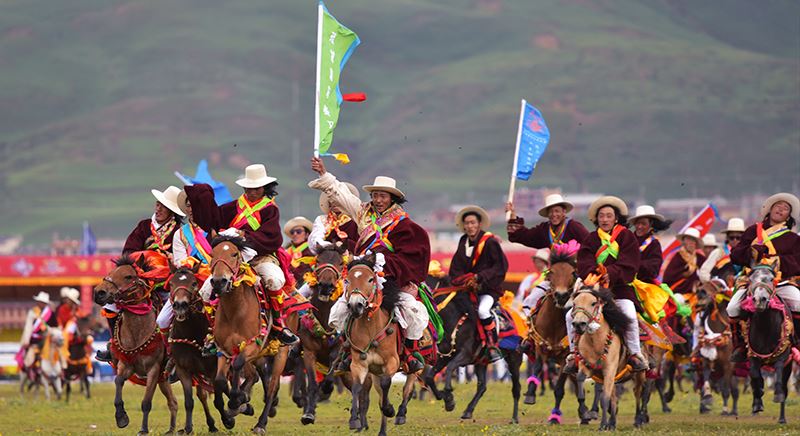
[525, 244, 594, 424]
[660, 302, 693, 408]
[424, 289, 523, 424]
[93, 254, 178, 434]
[739, 261, 794, 424]
[692, 279, 739, 415]
[167, 265, 227, 433]
[19, 326, 64, 401]
[570, 284, 648, 430]
[342, 253, 405, 436]
[64, 315, 94, 402]
[208, 235, 282, 434]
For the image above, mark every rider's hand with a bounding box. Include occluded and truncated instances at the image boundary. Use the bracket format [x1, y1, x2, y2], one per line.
[311, 157, 327, 176]
[505, 202, 517, 220]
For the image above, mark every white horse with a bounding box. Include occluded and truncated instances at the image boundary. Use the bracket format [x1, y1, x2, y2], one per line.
[19, 327, 65, 400]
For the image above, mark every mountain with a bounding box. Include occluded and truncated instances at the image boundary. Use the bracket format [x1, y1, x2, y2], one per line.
[1, 0, 798, 242]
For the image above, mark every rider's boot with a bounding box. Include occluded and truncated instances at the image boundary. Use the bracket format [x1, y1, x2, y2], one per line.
[480, 317, 503, 363]
[628, 352, 649, 372]
[729, 320, 747, 363]
[403, 338, 425, 373]
[95, 315, 117, 363]
[563, 352, 578, 375]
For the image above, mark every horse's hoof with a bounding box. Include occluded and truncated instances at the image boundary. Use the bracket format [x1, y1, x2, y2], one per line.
[222, 417, 235, 430]
[208, 426, 218, 433]
[177, 428, 191, 435]
[580, 419, 591, 425]
[115, 412, 130, 429]
[382, 405, 395, 418]
[524, 395, 536, 405]
[662, 406, 672, 413]
[444, 399, 455, 412]
[779, 418, 787, 425]
[241, 404, 255, 416]
[773, 392, 786, 403]
[349, 418, 362, 431]
[251, 426, 266, 435]
[460, 411, 473, 420]
[269, 404, 278, 418]
[394, 415, 406, 425]
[588, 410, 599, 420]
[301, 413, 315, 425]
[510, 417, 519, 425]
[700, 406, 711, 414]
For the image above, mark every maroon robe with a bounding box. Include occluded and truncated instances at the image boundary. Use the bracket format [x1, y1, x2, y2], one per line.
[731, 220, 800, 278]
[325, 219, 359, 254]
[636, 233, 663, 283]
[122, 218, 178, 255]
[287, 243, 314, 285]
[507, 217, 589, 249]
[663, 250, 706, 294]
[448, 231, 509, 298]
[577, 226, 640, 304]
[356, 215, 430, 288]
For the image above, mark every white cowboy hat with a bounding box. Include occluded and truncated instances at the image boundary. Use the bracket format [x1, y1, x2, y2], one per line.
[362, 176, 405, 199]
[59, 286, 73, 299]
[319, 182, 359, 214]
[702, 234, 718, 247]
[283, 216, 313, 237]
[534, 248, 550, 263]
[587, 195, 629, 222]
[678, 227, 704, 248]
[538, 194, 574, 218]
[151, 186, 186, 217]
[455, 205, 490, 231]
[33, 291, 50, 304]
[760, 192, 800, 221]
[236, 164, 277, 189]
[65, 288, 80, 305]
[629, 205, 665, 223]
[721, 217, 746, 234]
[176, 190, 190, 216]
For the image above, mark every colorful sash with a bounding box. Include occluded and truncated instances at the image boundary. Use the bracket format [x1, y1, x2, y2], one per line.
[180, 222, 212, 264]
[678, 247, 698, 274]
[287, 242, 315, 268]
[470, 232, 495, 267]
[639, 235, 655, 253]
[147, 219, 176, 252]
[230, 195, 274, 231]
[324, 212, 352, 240]
[357, 205, 408, 254]
[30, 306, 53, 341]
[754, 222, 790, 256]
[548, 219, 569, 246]
[595, 225, 624, 265]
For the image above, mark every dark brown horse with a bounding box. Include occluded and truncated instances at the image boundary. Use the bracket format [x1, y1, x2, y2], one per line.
[93, 254, 178, 434]
[64, 315, 93, 402]
[167, 265, 227, 433]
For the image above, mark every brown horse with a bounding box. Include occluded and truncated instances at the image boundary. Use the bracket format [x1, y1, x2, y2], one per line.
[209, 235, 282, 434]
[694, 279, 739, 416]
[64, 315, 94, 402]
[343, 254, 403, 436]
[166, 265, 227, 433]
[93, 254, 178, 434]
[571, 285, 647, 430]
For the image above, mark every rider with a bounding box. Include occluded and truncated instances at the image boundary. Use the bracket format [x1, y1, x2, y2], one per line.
[727, 193, 800, 359]
[309, 157, 431, 373]
[663, 227, 706, 295]
[566, 196, 648, 373]
[185, 164, 299, 346]
[698, 218, 745, 284]
[308, 183, 360, 255]
[56, 287, 81, 328]
[96, 186, 185, 362]
[701, 234, 718, 258]
[629, 205, 674, 323]
[505, 194, 588, 312]
[20, 292, 58, 370]
[519, 248, 550, 316]
[448, 205, 509, 362]
[284, 216, 315, 286]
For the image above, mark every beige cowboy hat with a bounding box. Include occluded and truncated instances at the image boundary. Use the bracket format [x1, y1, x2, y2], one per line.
[362, 176, 405, 199]
[59, 286, 74, 299]
[176, 190, 190, 216]
[534, 248, 550, 263]
[760, 192, 800, 221]
[721, 217, 746, 234]
[678, 227, 704, 248]
[538, 194, 574, 218]
[236, 164, 277, 189]
[455, 205, 491, 231]
[319, 182, 359, 214]
[33, 291, 50, 304]
[702, 234, 718, 247]
[629, 205, 665, 223]
[587, 195, 629, 222]
[64, 288, 80, 305]
[283, 216, 313, 237]
[151, 186, 186, 217]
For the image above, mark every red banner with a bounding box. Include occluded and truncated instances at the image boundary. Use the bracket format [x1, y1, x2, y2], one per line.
[0, 255, 115, 281]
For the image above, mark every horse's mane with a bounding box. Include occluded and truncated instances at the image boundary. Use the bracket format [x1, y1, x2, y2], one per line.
[113, 253, 152, 271]
[380, 279, 402, 312]
[347, 256, 375, 270]
[210, 234, 250, 251]
[172, 266, 197, 279]
[434, 290, 476, 319]
[593, 289, 634, 337]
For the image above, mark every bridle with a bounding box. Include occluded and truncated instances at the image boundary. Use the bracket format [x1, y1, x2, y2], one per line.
[210, 242, 243, 288]
[102, 270, 149, 306]
[571, 289, 603, 327]
[346, 264, 383, 319]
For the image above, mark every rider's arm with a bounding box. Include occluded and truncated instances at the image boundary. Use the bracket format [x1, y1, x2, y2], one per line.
[240, 206, 283, 254]
[308, 215, 329, 255]
[172, 230, 189, 267]
[730, 224, 757, 268]
[308, 172, 363, 226]
[605, 229, 640, 286]
[507, 220, 549, 248]
[697, 248, 722, 283]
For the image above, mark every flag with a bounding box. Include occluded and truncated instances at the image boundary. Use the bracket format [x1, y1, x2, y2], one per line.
[659, 203, 719, 277]
[174, 159, 233, 206]
[80, 221, 97, 255]
[314, 1, 360, 163]
[515, 100, 550, 181]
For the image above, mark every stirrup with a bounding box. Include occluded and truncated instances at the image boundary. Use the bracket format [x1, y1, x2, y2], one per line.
[628, 354, 648, 372]
[406, 354, 425, 373]
[276, 328, 300, 346]
[95, 348, 113, 363]
[563, 353, 578, 375]
[486, 346, 503, 363]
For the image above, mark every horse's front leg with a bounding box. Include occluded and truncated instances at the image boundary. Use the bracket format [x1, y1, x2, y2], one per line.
[196, 386, 218, 433]
[443, 349, 471, 412]
[213, 357, 235, 429]
[114, 364, 133, 429]
[507, 351, 523, 424]
[461, 364, 487, 420]
[395, 374, 415, 425]
[749, 357, 764, 414]
[700, 361, 713, 413]
[301, 349, 319, 425]
[773, 356, 787, 404]
[349, 361, 368, 431]
[177, 367, 195, 434]
[157, 376, 178, 434]
[138, 363, 162, 435]
[524, 353, 543, 404]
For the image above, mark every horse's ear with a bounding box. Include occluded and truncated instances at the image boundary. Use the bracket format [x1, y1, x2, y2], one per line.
[334, 241, 346, 254]
[365, 252, 377, 266]
[190, 262, 201, 274]
[210, 229, 218, 241]
[169, 262, 177, 274]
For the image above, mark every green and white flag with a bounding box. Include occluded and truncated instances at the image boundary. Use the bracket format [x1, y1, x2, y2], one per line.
[314, 1, 361, 163]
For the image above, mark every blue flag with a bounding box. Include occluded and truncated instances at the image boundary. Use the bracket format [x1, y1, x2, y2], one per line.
[515, 101, 550, 181]
[80, 221, 97, 255]
[175, 159, 234, 206]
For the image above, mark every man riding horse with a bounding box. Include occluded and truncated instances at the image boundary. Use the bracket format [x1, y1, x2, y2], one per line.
[96, 186, 185, 362]
[727, 192, 800, 360]
[185, 164, 299, 346]
[699, 218, 745, 285]
[309, 157, 430, 373]
[20, 291, 58, 371]
[663, 227, 706, 296]
[284, 216, 315, 286]
[566, 195, 648, 373]
[308, 182, 360, 255]
[448, 205, 509, 362]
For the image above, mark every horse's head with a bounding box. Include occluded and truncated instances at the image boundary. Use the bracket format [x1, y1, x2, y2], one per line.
[345, 253, 380, 318]
[748, 263, 778, 312]
[570, 282, 603, 335]
[93, 254, 150, 305]
[314, 243, 347, 302]
[549, 242, 580, 307]
[168, 264, 202, 322]
[47, 326, 65, 347]
[209, 235, 247, 295]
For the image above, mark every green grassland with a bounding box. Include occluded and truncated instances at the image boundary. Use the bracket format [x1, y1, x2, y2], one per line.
[0, 0, 798, 242]
[0, 377, 798, 435]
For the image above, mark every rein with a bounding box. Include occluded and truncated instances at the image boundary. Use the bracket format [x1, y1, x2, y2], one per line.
[104, 275, 150, 306]
[527, 292, 569, 354]
[345, 309, 396, 358]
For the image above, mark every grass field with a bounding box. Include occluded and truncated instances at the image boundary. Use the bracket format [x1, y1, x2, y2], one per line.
[0, 377, 798, 435]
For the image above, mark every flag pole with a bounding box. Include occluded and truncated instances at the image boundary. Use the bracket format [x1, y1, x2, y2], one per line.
[506, 99, 526, 221]
[313, 2, 323, 158]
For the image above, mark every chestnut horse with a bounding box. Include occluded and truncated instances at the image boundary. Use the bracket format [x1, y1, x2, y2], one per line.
[93, 254, 178, 434]
[64, 315, 94, 402]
